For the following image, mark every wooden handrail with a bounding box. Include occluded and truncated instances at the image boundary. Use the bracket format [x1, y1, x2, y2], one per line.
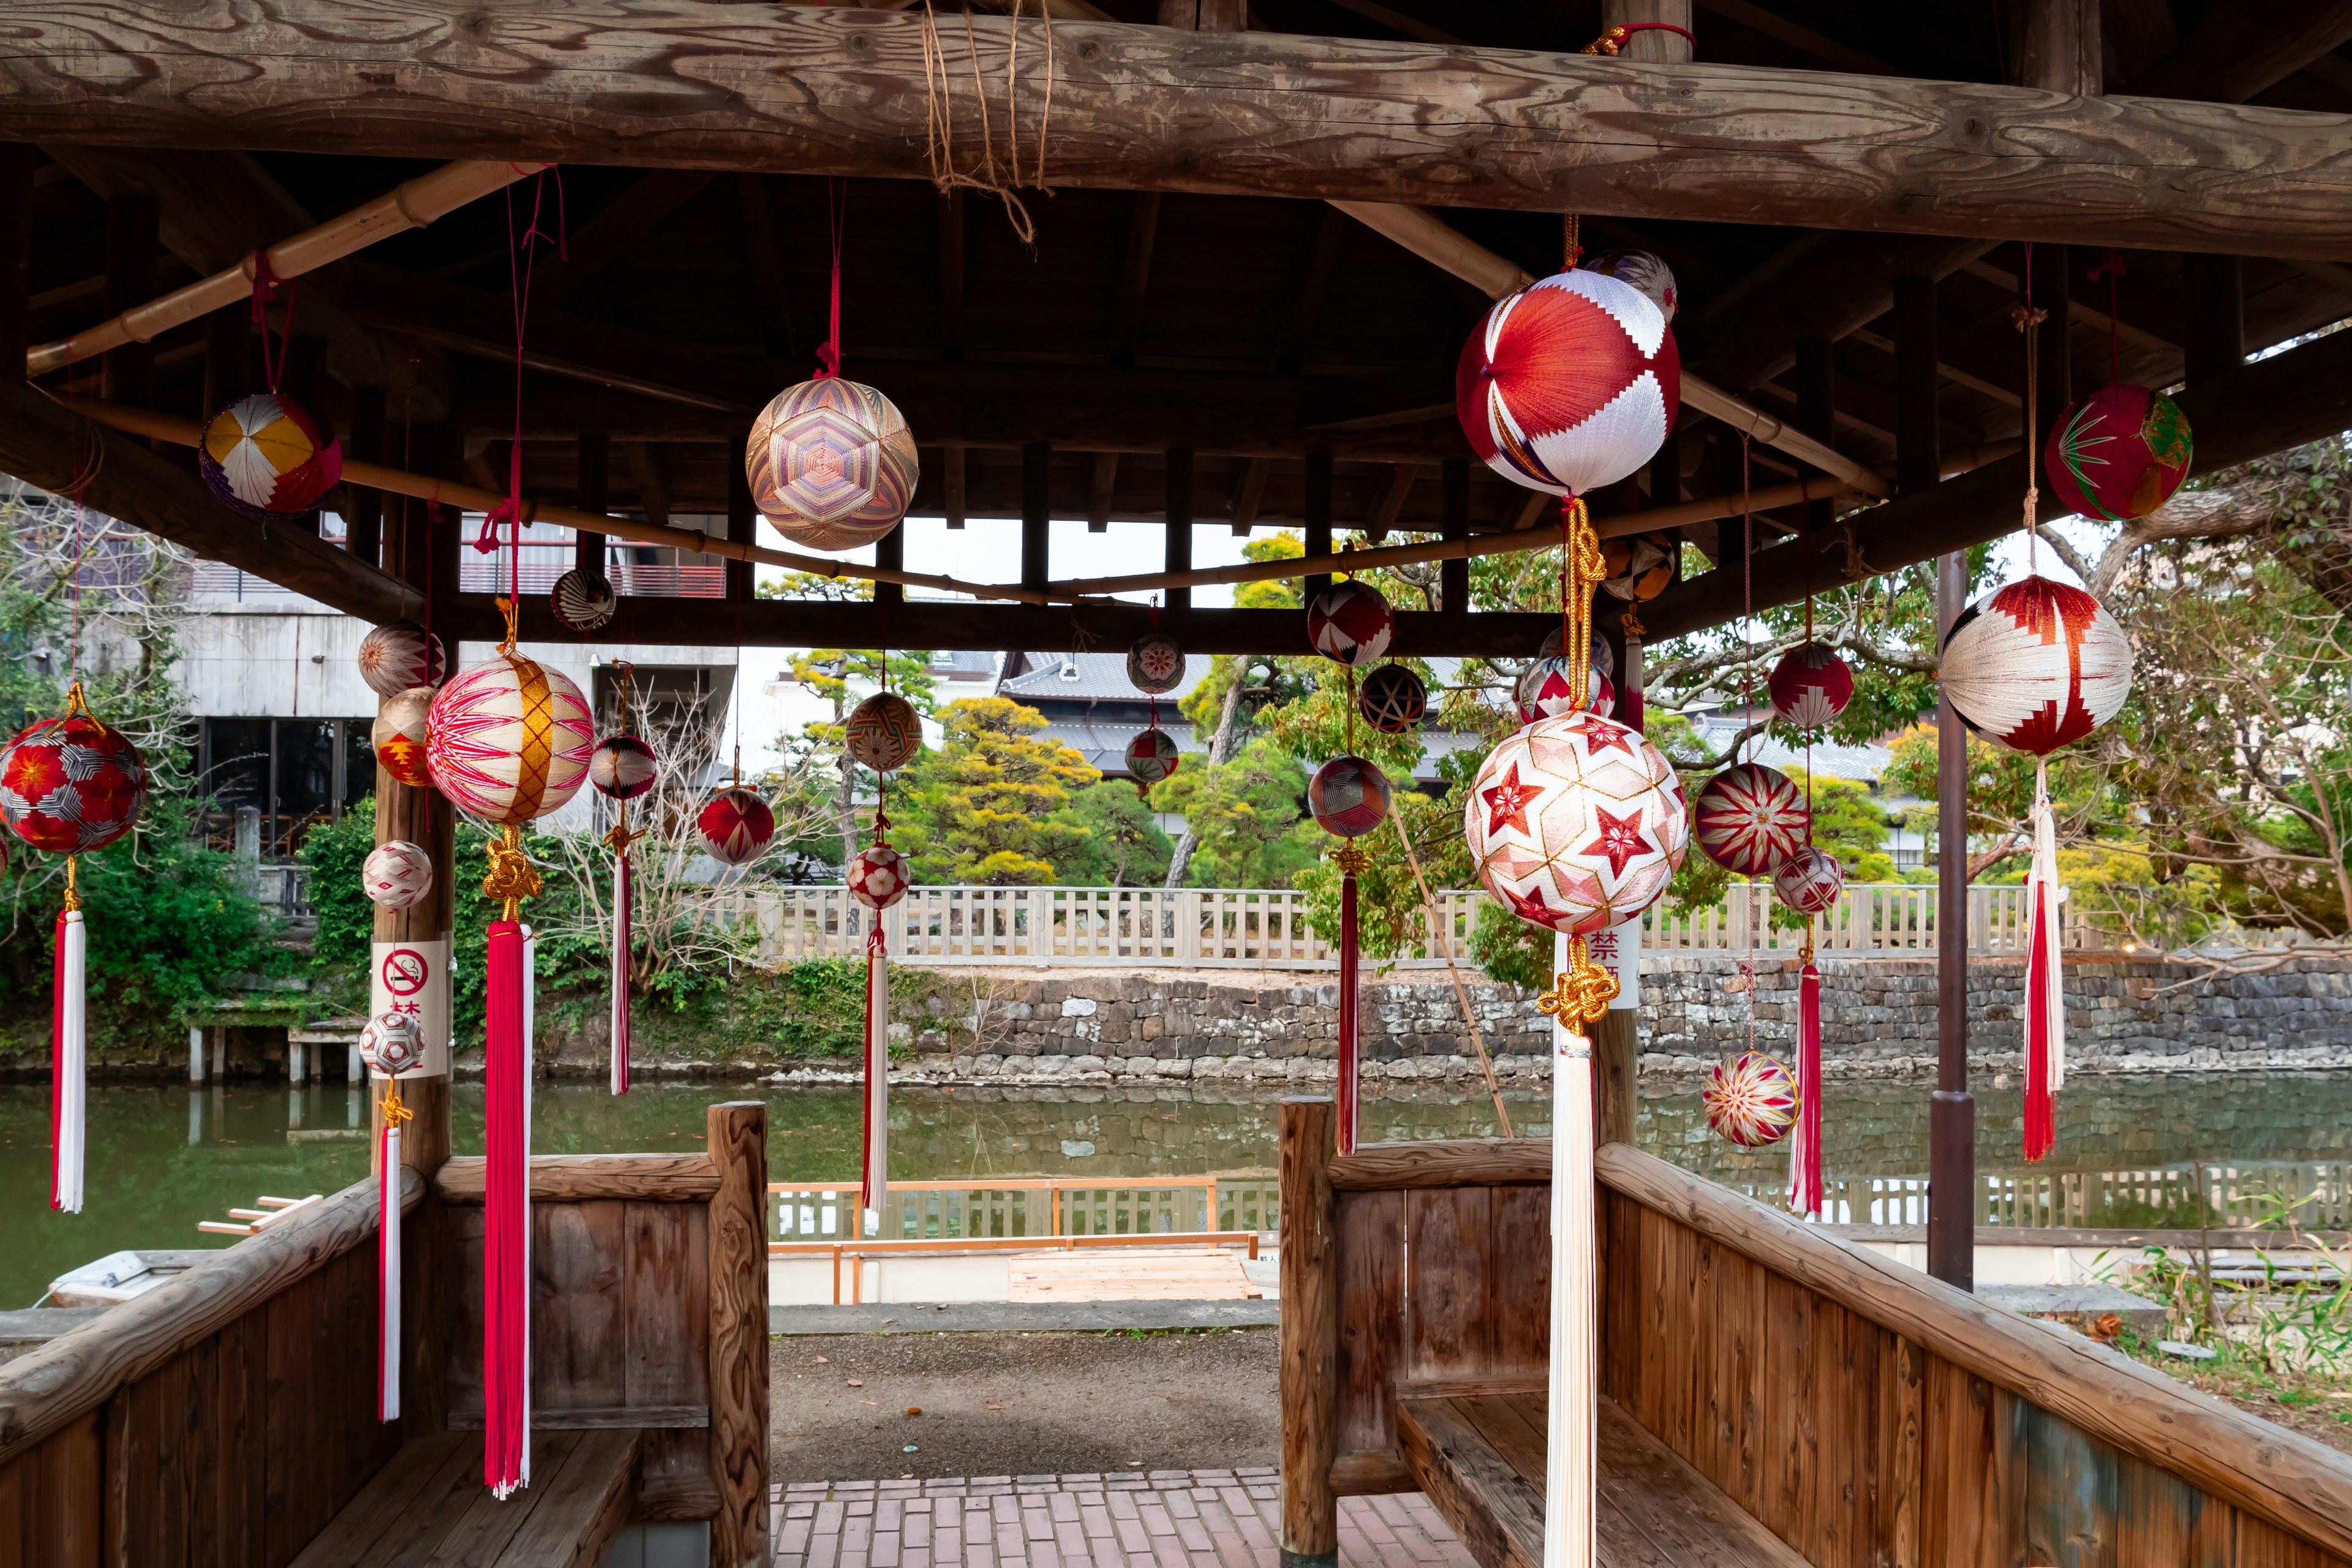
[1596, 1141, 2352, 1561]
[1330, 1139, 1548, 1191]
[772, 1230, 1261, 1257]
[435, 1153, 718, 1202]
[0, 1167, 422, 1468]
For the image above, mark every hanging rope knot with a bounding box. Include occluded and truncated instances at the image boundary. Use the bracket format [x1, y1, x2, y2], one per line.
[247, 251, 290, 322]
[380, 1088, 414, 1128]
[1580, 21, 1692, 55]
[61, 853, 80, 914]
[603, 820, 638, 855]
[481, 825, 542, 920]
[871, 807, 893, 847]
[1620, 604, 1645, 639]
[918, 0, 1055, 245]
[61, 680, 92, 721]
[494, 594, 521, 655]
[1331, 843, 1371, 876]
[1537, 936, 1618, 1028]
[2010, 304, 2048, 333]
[1800, 940, 1815, 968]
[2087, 251, 2126, 284]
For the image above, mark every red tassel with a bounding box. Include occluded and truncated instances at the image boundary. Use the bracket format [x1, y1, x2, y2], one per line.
[1338, 866, 1360, 1155]
[859, 922, 889, 1216]
[483, 919, 530, 1494]
[609, 853, 631, 1096]
[2023, 878, 2057, 1163]
[1789, 960, 1823, 1216]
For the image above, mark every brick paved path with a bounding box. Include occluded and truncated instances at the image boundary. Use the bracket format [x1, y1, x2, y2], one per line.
[772, 1469, 1478, 1568]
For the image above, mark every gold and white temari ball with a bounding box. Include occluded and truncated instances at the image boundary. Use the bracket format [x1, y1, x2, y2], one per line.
[745, 379, 919, 552]
[423, 653, 594, 826]
[1463, 710, 1688, 937]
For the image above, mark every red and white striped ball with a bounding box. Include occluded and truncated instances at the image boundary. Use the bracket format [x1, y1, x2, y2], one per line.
[1588, 249, 1679, 325]
[1694, 763, 1809, 877]
[1127, 634, 1186, 696]
[1515, 657, 1615, 725]
[371, 686, 434, 789]
[1939, 576, 2133, 757]
[361, 840, 434, 910]
[0, 709, 147, 853]
[1126, 728, 1182, 790]
[846, 692, 921, 773]
[1464, 711, 1688, 936]
[1704, 1051, 1798, 1148]
[589, 733, 658, 801]
[1768, 643, 1854, 731]
[1306, 581, 1395, 668]
[745, 379, 919, 552]
[358, 1011, 426, 1077]
[1310, 755, 1392, 839]
[1772, 844, 1845, 917]
[1457, 269, 1680, 499]
[424, 654, 594, 826]
[357, 620, 447, 699]
[199, 393, 342, 519]
[697, 787, 775, 866]
[848, 843, 910, 911]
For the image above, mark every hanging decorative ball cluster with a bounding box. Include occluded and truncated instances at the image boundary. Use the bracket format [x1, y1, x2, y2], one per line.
[372, 686, 435, 788]
[362, 840, 435, 910]
[358, 621, 448, 700]
[551, 569, 618, 633]
[1768, 643, 1854, 731]
[1310, 755, 1393, 838]
[848, 843, 911, 910]
[1126, 633, 1186, 696]
[424, 653, 595, 825]
[0, 703, 148, 853]
[1465, 713, 1689, 936]
[696, 787, 776, 866]
[1355, 663, 1428, 735]
[1694, 762, 1811, 878]
[1306, 581, 1396, 667]
[1771, 844, 1846, 918]
[745, 379, 919, 552]
[358, 1011, 427, 1077]
[589, 733, 659, 801]
[198, 393, 343, 519]
[2045, 383, 2193, 523]
[845, 692, 922, 774]
[1939, 576, 2134, 756]
[1126, 728, 1182, 797]
[1703, 1051, 1800, 1147]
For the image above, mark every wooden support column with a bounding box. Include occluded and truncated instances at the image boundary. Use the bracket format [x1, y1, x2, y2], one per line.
[101, 192, 157, 410]
[1278, 1096, 1338, 1568]
[2014, 0, 2101, 97]
[1932, 549, 1973, 1294]
[344, 386, 386, 567]
[944, 443, 967, 530]
[2184, 254, 2245, 386]
[707, 1100, 772, 1568]
[1164, 447, 1193, 611]
[875, 524, 904, 609]
[725, 429, 756, 601]
[575, 429, 610, 578]
[1021, 442, 1050, 595]
[1439, 458, 1469, 614]
[282, 336, 331, 533]
[1893, 277, 1942, 496]
[202, 306, 248, 417]
[1303, 449, 1333, 604]
[1793, 335, 1836, 538]
[0, 146, 28, 390]
[1601, 0, 1692, 61]
[1088, 451, 1118, 533]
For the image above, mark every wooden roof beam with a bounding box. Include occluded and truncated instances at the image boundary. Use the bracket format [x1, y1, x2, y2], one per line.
[10, 4, 2352, 258]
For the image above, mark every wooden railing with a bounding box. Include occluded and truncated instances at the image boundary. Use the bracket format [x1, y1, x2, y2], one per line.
[712, 882, 2095, 968]
[1706, 1158, 2352, 1232]
[769, 1174, 1281, 1243]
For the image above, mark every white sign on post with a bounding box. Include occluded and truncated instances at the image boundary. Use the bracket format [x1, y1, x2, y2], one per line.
[1581, 918, 1642, 1009]
[370, 936, 452, 1077]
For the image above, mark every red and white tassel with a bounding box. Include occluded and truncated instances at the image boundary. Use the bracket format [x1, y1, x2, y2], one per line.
[1787, 954, 1823, 1216]
[2023, 758, 2063, 1163]
[609, 851, 632, 1096]
[1335, 854, 1362, 1155]
[377, 1094, 406, 1422]
[51, 903, 85, 1215]
[1544, 930, 1600, 1568]
[859, 922, 889, 1221]
[483, 919, 533, 1496]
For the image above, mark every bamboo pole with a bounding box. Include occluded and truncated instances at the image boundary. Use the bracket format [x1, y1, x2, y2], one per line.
[27, 160, 543, 376]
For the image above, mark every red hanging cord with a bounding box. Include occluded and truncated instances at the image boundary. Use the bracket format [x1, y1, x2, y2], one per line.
[2088, 250, 2126, 389]
[476, 170, 566, 579]
[1581, 21, 1696, 52]
[249, 254, 301, 396]
[815, 180, 846, 380]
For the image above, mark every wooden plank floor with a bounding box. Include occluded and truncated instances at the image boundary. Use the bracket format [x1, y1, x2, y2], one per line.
[1396, 1393, 1809, 1568]
[1008, 1249, 1262, 1302]
[289, 1428, 639, 1568]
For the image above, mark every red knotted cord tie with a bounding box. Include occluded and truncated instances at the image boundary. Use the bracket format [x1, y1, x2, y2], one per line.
[249, 253, 301, 396]
[815, 180, 847, 380]
[1581, 20, 1696, 53]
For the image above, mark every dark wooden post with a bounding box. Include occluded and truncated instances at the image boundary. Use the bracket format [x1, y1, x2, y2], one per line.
[202, 307, 249, 418]
[2015, 0, 2101, 97]
[725, 429, 756, 601]
[1164, 447, 1194, 611]
[344, 386, 386, 567]
[2184, 254, 2245, 386]
[875, 523, 904, 609]
[0, 146, 30, 390]
[707, 1101, 772, 1568]
[101, 193, 157, 410]
[1278, 1096, 1338, 1568]
[1602, 0, 1691, 61]
[1303, 448, 1333, 604]
[944, 443, 968, 530]
[1795, 335, 1836, 539]
[1893, 277, 1941, 495]
[1022, 442, 1051, 595]
[576, 429, 610, 579]
[1439, 458, 1469, 614]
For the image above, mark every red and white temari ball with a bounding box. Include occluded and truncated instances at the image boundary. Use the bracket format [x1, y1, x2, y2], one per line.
[1768, 643, 1854, 731]
[848, 843, 910, 910]
[371, 686, 435, 788]
[1694, 763, 1809, 877]
[199, 393, 342, 519]
[362, 840, 434, 910]
[1127, 634, 1186, 696]
[1588, 249, 1679, 325]
[697, 787, 775, 866]
[590, 733, 658, 801]
[1126, 728, 1182, 790]
[1356, 663, 1427, 735]
[1456, 268, 1680, 499]
[1310, 755, 1392, 839]
[423, 654, 594, 826]
[1306, 580, 1395, 668]
[1463, 711, 1688, 937]
[0, 710, 146, 853]
[1515, 657, 1615, 725]
[1539, 625, 1615, 680]
[1940, 576, 2132, 757]
[357, 620, 447, 699]
[1704, 1051, 1798, 1148]
[358, 1011, 426, 1076]
[846, 692, 922, 772]
[745, 378, 919, 552]
[2046, 383, 2193, 523]
[1772, 845, 1845, 918]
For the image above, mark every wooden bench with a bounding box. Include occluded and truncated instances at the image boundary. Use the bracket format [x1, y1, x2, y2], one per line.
[288, 1430, 639, 1568]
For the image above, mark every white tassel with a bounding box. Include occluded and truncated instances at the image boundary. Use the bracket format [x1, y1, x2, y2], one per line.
[52, 908, 85, 1215]
[861, 926, 890, 1227]
[1544, 931, 1597, 1568]
[609, 852, 631, 1095]
[2032, 763, 2065, 1093]
[379, 1117, 402, 1421]
[521, 925, 536, 1488]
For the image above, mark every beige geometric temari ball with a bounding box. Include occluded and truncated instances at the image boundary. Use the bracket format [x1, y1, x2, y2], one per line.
[745, 378, 919, 552]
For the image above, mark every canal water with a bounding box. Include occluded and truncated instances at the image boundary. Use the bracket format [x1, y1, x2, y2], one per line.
[6, 1071, 2350, 1308]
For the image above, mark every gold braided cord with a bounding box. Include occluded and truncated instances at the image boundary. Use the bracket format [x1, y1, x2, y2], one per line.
[1537, 935, 1619, 1030]
[1330, 842, 1371, 875]
[1563, 497, 1605, 712]
[61, 680, 93, 722]
[482, 824, 541, 921]
[380, 1086, 413, 1127]
[61, 853, 80, 913]
[495, 593, 520, 655]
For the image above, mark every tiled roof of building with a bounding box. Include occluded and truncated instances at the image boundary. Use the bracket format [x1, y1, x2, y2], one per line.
[995, 651, 1213, 704]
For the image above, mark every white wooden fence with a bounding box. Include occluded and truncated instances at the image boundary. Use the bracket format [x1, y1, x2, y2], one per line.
[707, 881, 2095, 970]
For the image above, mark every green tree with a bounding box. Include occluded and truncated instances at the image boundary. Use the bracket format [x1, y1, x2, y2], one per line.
[1152, 736, 1316, 888]
[1784, 771, 1898, 883]
[892, 698, 1098, 884]
[1063, 781, 1175, 886]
